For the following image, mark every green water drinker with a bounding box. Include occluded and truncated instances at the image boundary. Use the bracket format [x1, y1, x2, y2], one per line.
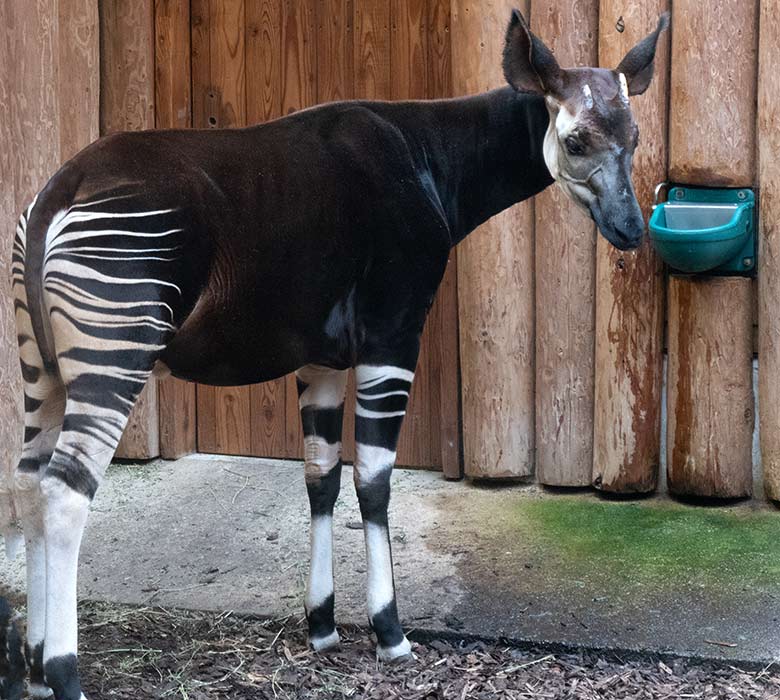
[648, 186, 756, 276]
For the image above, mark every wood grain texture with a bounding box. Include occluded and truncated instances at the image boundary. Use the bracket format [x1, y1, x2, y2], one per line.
[592, 1, 669, 493]
[101, 0, 160, 459]
[354, 0, 391, 99]
[757, 0, 780, 500]
[100, 0, 156, 133]
[317, 0, 354, 103]
[59, 0, 100, 161]
[453, 0, 535, 479]
[667, 277, 753, 498]
[427, 0, 460, 478]
[391, 0, 427, 100]
[155, 0, 192, 130]
[532, 0, 599, 486]
[1, 0, 63, 522]
[155, 0, 197, 458]
[246, 0, 282, 123]
[668, 0, 759, 187]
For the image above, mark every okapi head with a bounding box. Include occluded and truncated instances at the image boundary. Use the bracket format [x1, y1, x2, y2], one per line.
[503, 11, 670, 251]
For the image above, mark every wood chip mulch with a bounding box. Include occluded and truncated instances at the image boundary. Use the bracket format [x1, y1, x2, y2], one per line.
[73, 602, 780, 699]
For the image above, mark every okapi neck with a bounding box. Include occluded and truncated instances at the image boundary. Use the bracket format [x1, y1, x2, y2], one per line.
[426, 87, 554, 244]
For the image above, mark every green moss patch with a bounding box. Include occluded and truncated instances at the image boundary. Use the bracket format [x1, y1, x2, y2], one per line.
[509, 497, 780, 589]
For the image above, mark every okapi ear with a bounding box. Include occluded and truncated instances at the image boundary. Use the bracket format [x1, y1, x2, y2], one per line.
[503, 9, 563, 96]
[616, 13, 670, 96]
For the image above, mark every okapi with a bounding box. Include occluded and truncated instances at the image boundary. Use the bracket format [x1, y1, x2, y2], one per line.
[0, 10, 668, 699]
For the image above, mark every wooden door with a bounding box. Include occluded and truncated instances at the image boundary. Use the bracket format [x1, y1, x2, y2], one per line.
[181, 0, 460, 472]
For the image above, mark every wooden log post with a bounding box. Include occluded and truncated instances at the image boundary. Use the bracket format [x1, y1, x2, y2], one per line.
[533, 0, 599, 486]
[592, 2, 669, 493]
[758, 0, 780, 500]
[667, 278, 754, 497]
[666, 0, 758, 498]
[452, 0, 535, 480]
[101, 0, 161, 460]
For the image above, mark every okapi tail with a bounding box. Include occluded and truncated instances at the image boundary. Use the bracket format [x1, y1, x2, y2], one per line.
[0, 597, 25, 700]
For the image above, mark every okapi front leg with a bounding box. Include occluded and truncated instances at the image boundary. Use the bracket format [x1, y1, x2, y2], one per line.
[296, 365, 348, 652]
[354, 364, 414, 662]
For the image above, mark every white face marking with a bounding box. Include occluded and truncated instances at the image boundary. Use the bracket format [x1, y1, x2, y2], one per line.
[582, 84, 594, 109]
[619, 72, 630, 103]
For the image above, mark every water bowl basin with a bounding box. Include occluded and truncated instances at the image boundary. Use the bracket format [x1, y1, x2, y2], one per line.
[648, 187, 755, 275]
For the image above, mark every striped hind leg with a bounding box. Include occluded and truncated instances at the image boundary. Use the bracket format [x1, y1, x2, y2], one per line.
[296, 365, 348, 651]
[38, 366, 155, 700]
[8, 204, 66, 698]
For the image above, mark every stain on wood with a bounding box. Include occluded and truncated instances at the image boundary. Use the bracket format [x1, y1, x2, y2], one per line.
[592, 0, 670, 493]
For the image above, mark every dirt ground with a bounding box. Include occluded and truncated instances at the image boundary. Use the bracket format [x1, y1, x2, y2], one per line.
[69, 601, 779, 699]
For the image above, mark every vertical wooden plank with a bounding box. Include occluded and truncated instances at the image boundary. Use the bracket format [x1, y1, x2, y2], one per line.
[354, 0, 390, 100]
[592, 3, 669, 493]
[532, 0, 599, 486]
[390, 0, 427, 100]
[427, 0, 459, 477]
[59, 0, 100, 161]
[192, 0, 252, 456]
[155, 0, 197, 458]
[758, 0, 780, 500]
[453, 0, 535, 479]
[669, 1, 758, 187]
[667, 278, 753, 498]
[246, 0, 287, 458]
[666, 0, 758, 498]
[100, 0, 160, 459]
[246, 0, 282, 123]
[280, 0, 317, 458]
[391, 0, 431, 467]
[317, 0, 354, 103]
[155, 0, 192, 130]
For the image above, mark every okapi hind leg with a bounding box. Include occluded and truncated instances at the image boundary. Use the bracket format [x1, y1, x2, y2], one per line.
[39, 372, 156, 700]
[296, 365, 349, 652]
[354, 364, 414, 662]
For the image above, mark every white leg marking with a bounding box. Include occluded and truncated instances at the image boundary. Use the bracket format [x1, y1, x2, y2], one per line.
[306, 515, 335, 612]
[377, 637, 413, 662]
[353, 445, 395, 488]
[363, 521, 395, 619]
[296, 365, 347, 408]
[41, 479, 90, 662]
[304, 437, 341, 482]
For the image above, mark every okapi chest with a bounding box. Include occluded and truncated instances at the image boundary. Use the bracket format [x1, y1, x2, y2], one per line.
[0, 10, 667, 700]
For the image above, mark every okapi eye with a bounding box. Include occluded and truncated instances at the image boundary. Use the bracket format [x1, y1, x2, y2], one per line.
[565, 136, 586, 156]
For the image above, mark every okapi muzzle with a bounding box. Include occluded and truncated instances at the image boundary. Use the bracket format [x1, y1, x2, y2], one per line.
[504, 10, 670, 251]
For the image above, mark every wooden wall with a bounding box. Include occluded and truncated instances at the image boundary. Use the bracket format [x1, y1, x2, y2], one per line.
[4, 1, 777, 500]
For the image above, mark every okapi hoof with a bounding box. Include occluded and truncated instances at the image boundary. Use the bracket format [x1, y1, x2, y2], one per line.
[377, 636, 413, 663]
[309, 629, 341, 653]
[0, 599, 25, 700]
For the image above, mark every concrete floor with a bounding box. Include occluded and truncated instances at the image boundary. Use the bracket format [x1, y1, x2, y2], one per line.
[2, 454, 780, 665]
